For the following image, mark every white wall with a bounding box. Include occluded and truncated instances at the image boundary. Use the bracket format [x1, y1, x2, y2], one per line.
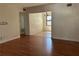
[0, 5, 20, 43]
[52, 4, 79, 42]
[29, 13, 43, 35]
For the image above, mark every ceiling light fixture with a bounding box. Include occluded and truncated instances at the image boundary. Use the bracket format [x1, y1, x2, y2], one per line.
[67, 3, 72, 7]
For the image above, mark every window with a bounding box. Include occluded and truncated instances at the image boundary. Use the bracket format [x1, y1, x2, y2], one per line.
[46, 16, 51, 26]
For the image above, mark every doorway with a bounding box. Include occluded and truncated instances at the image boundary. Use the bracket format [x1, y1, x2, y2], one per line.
[19, 12, 25, 35]
[29, 11, 52, 37]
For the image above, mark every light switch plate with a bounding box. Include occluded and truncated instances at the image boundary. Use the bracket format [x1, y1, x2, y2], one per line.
[0, 22, 8, 25]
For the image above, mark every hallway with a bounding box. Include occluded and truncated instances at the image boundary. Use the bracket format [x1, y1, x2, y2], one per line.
[0, 31, 79, 56]
[33, 31, 51, 38]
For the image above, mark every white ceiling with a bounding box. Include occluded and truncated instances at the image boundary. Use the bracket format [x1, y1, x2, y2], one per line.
[0, 3, 46, 8]
[14, 3, 46, 7]
[0, 3, 47, 12]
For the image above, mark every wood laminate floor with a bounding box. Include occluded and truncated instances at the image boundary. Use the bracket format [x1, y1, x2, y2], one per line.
[0, 32, 79, 56]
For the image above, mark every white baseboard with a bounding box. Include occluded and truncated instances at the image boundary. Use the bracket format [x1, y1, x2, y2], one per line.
[53, 36, 79, 42]
[0, 35, 20, 44]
